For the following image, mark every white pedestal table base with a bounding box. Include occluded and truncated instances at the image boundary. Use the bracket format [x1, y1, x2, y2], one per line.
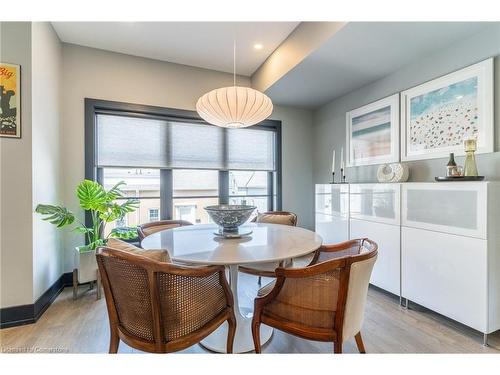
[200, 265, 273, 353]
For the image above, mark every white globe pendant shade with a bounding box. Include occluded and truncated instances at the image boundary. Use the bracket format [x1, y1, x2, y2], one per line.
[196, 86, 273, 128]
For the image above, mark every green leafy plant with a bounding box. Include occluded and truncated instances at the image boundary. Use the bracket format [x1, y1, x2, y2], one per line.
[35, 180, 139, 252]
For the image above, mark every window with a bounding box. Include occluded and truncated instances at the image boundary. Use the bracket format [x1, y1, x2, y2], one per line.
[101, 168, 160, 237]
[85, 99, 281, 229]
[175, 205, 196, 223]
[173, 169, 219, 224]
[229, 170, 272, 221]
[149, 208, 159, 222]
[115, 216, 127, 228]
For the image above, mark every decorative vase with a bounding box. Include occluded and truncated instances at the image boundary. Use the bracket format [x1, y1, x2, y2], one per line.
[464, 138, 478, 176]
[377, 163, 409, 183]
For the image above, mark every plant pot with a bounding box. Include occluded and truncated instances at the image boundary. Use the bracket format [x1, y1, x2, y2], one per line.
[74, 246, 98, 284]
[73, 247, 101, 300]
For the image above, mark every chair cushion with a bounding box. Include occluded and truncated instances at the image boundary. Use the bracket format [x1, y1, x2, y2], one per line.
[342, 255, 377, 340]
[243, 261, 282, 273]
[141, 223, 182, 238]
[106, 238, 171, 263]
[290, 253, 315, 268]
[255, 213, 296, 226]
[239, 259, 293, 277]
[258, 281, 276, 297]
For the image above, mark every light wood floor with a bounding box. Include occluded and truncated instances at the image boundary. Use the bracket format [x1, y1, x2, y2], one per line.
[1, 273, 499, 354]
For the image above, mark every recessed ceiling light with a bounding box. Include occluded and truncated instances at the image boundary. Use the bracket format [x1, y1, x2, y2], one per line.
[254, 43, 263, 50]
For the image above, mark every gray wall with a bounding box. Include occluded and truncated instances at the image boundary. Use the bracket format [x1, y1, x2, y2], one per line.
[313, 24, 500, 184]
[61, 44, 314, 272]
[0, 22, 63, 308]
[271, 106, 314, 230]
[0, 22, 34, 307]
[31, 22, 63, 301]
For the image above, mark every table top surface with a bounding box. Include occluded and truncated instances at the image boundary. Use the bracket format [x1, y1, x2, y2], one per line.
[141, 223, 323, 265]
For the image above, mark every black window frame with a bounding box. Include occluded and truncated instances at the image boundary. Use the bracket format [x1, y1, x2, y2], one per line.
[84, 98, 282, 227]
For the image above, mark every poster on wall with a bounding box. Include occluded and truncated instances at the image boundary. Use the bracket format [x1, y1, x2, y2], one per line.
[401, 58, 493, 161]
[346, 94, 400, 167]
[0, 63, 21, 138]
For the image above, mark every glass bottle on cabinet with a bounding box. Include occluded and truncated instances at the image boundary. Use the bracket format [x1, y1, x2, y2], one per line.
[446, 153, 457, 177]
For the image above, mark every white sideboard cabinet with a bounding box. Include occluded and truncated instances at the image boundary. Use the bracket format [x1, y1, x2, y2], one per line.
[314, 184, 349, 244]
[314, 181, 500, 344]
[349, 184, 401, 296]
[401, 182, 500, 341]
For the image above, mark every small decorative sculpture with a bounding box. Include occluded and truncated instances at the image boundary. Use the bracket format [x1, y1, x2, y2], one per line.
[377, 163, 409, 183]
[464, 137, 479, 176]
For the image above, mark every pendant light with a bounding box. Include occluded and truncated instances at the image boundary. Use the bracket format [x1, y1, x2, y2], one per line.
[196, 36, 273, 128]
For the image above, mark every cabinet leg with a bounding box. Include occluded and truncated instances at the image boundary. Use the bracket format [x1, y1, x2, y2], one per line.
[72, 268, 78, 300]
[401, 298, 409, 309]
[483, 333, 489, 347]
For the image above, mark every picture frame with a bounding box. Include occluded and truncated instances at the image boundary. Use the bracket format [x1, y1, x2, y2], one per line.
[346, 93, 400, 167]
[0, 62, 21, 138]
[401, 58, 493, 161]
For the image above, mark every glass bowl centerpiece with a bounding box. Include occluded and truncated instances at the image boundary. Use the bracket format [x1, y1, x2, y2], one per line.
[205, 204, 256, 237]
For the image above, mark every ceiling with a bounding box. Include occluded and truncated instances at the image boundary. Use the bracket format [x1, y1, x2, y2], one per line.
[266, 22, 495, 108]
[52, 21, 496, 109]
[51, 22, 299, 76]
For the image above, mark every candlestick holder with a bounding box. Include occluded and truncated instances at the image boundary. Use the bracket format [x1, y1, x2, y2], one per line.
[340, 168, 346, 183]
[330, 172, 336, 184]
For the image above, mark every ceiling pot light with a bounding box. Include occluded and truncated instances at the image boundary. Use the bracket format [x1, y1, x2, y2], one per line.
[196, 38, 273, 128]
[254, 43, 263, 50]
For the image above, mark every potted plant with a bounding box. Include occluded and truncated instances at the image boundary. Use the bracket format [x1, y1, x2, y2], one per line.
[35, 179, 139, 299]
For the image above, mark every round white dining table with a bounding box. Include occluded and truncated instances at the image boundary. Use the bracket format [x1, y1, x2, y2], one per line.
[141, 222, 323, 353]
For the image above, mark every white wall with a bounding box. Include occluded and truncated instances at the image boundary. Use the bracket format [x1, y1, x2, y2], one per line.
[0, 22, 34, 308]
[313, 24, 500, 184]
[61, 44, 314, 271]
[31, 22, 63, 301]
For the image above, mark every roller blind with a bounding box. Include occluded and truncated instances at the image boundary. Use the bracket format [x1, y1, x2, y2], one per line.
[226, 128, 275, 170]
[96, 114, 276, 171]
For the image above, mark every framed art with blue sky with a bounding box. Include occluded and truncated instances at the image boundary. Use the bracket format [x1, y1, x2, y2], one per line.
[346, 94, 400, 167]
[401, 58, 493, 161]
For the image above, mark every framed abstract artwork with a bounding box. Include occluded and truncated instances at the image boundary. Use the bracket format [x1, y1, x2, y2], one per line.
[401, 58, 493, 161]
[0, 63, 21, 138]
[346, 94, 399, 167]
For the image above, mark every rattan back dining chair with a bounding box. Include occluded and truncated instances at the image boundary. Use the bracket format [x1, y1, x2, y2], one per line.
[138, 220, 193, 242]
[96, 246, 236, 353]
[239, 211, 298, 283]
[252, 238, 378, 354]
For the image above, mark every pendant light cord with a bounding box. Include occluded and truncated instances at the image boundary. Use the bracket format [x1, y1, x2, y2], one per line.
[233, 34, 236, 87]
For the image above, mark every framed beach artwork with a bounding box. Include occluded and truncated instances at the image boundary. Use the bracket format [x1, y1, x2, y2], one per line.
[0, 63, 21, 138]
[346, 94, 399, 167]
[401, 58, 493, 161]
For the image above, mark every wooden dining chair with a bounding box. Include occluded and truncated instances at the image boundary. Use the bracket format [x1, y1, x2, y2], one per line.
[252, 238, 378, 354]
[96, 244, 236, 353]
[239, 211, 298, 284]
[137, 220, 193, 242]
